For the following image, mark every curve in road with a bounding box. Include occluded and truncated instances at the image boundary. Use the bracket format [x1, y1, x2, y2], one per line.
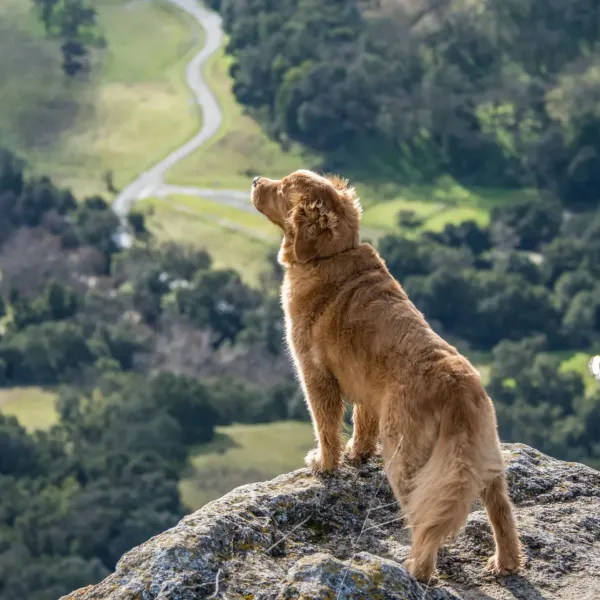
[113, 0, 228, 220]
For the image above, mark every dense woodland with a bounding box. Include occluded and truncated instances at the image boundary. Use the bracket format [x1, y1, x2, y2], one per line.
[1, 0, 599, 598]
[215, 0, 600, 207]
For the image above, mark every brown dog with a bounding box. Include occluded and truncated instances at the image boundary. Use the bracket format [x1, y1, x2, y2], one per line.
[251, 169, 523, 582]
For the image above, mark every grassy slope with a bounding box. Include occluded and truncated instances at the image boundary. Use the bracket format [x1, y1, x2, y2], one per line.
[141, 196, 278, 286]
[179, 421, 315, 510]
[0, 387, 58, 431]
[0, 0, 203, 198]
[168, 49, 312, 189]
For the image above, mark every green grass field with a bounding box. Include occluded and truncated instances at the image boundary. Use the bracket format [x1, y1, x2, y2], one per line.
[0, 0, 203, 198]
[0, 387, 58, 431]
[179, 421, 315, 510]
[142, 196, 278, 286]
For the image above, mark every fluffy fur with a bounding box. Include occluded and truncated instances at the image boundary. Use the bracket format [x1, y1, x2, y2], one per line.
[251, 169, 523, 582]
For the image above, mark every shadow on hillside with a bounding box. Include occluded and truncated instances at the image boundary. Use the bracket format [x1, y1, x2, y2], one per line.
[192, 431, 240, 456]
[0, 22, 87, 151]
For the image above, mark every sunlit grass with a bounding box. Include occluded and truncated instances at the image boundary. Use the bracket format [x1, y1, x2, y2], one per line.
[142, 197, 276, 286]
[0, 387, 58, 431]
[0, 0, 204, 198]
[179, 421, 315, 510]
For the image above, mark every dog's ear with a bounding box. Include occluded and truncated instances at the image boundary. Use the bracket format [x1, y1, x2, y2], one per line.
[291, 181, 339, 263]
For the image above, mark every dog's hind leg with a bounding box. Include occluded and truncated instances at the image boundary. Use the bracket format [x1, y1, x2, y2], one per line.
[481, 474, 523, 575]
[345, 404, 379, 464]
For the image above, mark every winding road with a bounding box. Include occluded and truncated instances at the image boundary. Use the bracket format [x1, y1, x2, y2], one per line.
[113, 0, 253, 223]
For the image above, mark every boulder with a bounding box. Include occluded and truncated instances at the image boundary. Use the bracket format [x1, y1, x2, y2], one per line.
[61, 444, 600, 600]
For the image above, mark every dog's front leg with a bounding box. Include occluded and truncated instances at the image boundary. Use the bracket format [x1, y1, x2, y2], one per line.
[300, 370, 344, 474]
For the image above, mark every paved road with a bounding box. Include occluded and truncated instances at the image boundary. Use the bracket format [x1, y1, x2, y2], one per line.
[113, 0, 250, 222]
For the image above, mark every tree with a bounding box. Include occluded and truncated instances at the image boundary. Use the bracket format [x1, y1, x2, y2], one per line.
[32, 0, 101, 77]
[493, 251, 548, 285]
[424, 220, 490, 256]
[553, 269, 596, 313]
[475, 272, 559, 347]
[175, 269, 259, 347]
[404, 268, 478, 338]
[72, 197, 120, 261]
[0, 149, 24, 197]
[561, 291, 599, 347]
[126, 211, 147, 237]
[149, 373, 218, 444]
[378, 235, 429, 281]
[0, 415, 40, 477]
[491, 197, 562, 251]
[487, 336, 596, 463]
[1, 322, 94, 385]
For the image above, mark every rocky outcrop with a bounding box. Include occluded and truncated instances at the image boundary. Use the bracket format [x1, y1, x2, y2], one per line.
[61, 444, 600, 600]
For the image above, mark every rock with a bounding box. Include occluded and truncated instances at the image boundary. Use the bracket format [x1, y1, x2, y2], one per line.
[61, 444, 600, 600]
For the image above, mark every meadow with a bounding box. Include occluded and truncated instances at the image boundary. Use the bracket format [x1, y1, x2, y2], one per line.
[0, 0, 203, 198]
[179, 421, 316, 510]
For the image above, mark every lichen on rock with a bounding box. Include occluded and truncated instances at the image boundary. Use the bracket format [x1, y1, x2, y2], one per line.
[61, 444, 600, 600]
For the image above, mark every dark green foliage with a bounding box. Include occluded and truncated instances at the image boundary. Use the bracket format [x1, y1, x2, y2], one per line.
[205, 376, 300, 425]
[32, 0, 101, 77]
[217, 0, 600, 202]
[240, 294, 285, 355]
[492, 252, 548, 286]
[149, 373, 218, 445]
[10, 281, 79, 331]
[126, 211, 147, 236]
[174, 269, 260, 347]
[72, 197, 121, 259]
[0, 322, 94, 385]
[424, 221, 490, 256]
[0, 149, 122, 265]
[0, 149, 24, 197]
[489, 337, 600, 465]
[0, 377, 190, 600]
[491, 198, 562, 251]
[0, 415, 41, 477]
[0, 554, 108, 600]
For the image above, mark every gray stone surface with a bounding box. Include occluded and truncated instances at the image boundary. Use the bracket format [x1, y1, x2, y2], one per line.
[61, 444, 600, 600]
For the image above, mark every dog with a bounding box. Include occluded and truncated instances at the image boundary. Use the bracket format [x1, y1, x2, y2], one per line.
[251, 169, 523, 582]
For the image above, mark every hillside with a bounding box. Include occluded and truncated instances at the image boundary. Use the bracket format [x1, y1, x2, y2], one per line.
[0, 0, 203, 198]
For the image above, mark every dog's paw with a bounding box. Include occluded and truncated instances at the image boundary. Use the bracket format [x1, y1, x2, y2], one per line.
[305, 448, 338, 474]
[485, 552, 523, 576]
[343, 439, 376, 466]
[404, 558, 438, 585]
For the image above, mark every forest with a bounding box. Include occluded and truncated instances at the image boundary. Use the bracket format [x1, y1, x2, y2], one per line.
[1, 142, 599, 598]
[216, 0, 600, 209]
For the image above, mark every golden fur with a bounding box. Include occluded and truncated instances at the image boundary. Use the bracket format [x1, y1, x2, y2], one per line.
[251, 169, 523, 582]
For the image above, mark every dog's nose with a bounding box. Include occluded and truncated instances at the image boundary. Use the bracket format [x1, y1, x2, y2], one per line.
[253, 176, 260, 187]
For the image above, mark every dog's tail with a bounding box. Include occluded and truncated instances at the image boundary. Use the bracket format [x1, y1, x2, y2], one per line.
[404, 377, 487, 566]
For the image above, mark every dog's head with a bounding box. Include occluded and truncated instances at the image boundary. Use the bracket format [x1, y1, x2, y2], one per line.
[251, 169, 362, 264]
